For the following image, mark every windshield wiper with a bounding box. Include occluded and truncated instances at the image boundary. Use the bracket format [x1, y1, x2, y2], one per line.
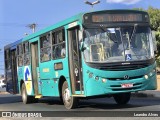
[99, 25, 118, 43]
[99, 25, 106, 32]
[130, 24, 138, 42]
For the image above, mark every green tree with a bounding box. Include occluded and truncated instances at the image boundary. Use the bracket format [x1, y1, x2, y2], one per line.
[134, 7, 160, 66]
[147, 7, 160, 66]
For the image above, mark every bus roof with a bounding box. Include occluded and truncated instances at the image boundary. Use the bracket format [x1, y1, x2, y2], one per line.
[22, 13, 84, 42]
[84, 9, 148, 14]
[4, 39, 22, 50]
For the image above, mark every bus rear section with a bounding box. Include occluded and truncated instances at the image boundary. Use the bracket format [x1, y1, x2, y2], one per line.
[4, 39, 22, 94]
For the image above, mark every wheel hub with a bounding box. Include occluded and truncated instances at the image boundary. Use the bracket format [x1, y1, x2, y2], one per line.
[64, 88, 70, 102]
[22, 88, 26, 101]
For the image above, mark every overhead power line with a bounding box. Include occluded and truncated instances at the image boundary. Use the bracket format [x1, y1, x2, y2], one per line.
[0, 22, 50, 28]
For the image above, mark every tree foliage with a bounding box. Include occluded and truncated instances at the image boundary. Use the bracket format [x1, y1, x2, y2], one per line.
[147, 7, 160, 65]
[134, 7, 160, 65]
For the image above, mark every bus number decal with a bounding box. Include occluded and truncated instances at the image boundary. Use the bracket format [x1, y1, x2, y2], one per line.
[43, 68, 50, 72]
[24, 66, 32, 95]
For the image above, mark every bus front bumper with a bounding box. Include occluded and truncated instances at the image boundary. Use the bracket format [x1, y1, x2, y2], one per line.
[85, 72, 157, 96]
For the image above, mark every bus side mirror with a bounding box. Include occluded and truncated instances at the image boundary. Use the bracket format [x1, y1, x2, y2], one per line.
[80, 42, 86, 52]
[79, 30, 83, 42]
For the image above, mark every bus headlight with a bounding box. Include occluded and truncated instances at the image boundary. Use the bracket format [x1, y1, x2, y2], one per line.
[102, 78, 107, 83]
[149, 69, 156, 77]
[95, 76, 99, 81]
[144, 75, 148, 79]
[89, 73, 93, 78]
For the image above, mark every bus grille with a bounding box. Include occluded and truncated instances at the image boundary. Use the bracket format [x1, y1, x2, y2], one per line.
[98, 64, 149, 71]
[108, 75, 144, 81]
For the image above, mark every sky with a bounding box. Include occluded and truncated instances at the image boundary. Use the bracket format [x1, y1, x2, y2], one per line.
[0, 0, 160, 74]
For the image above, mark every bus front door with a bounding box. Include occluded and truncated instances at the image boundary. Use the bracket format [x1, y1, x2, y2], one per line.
[68, 26, 84, 95]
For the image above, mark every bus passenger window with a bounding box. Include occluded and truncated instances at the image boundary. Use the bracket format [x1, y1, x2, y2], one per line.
[5, 49, 11, 69]
[40, 33, 51, 62]
[61, 43, 66, 57]
[23, 42, 30, 65]
[52, 29, 66, 59]
[17, 44, 23, 66]
[18, 56, 23, 66]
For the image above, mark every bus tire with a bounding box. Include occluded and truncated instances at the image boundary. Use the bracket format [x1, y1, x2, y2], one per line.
[21, 83, 32, 104]
[113, 92, 131, 105]
[30, 96, 39, 103]
[62, 81, 78, 109]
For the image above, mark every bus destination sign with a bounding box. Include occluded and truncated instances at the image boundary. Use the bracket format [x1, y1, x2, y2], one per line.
[92, 14, 143, 23]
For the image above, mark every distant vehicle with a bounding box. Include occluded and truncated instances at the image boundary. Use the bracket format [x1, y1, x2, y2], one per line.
[0, 79, 6, 88]
[2, 84, 6, 88]
[4, 10, 157, 109]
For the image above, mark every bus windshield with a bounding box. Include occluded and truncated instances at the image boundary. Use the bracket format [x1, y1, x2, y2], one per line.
[83, 26, 154, 63]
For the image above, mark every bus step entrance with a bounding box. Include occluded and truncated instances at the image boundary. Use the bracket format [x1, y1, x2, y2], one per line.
[35, 94, 42, 99]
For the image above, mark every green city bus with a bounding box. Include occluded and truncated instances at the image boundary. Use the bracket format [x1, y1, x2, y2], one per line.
[5, 10, 157, 109]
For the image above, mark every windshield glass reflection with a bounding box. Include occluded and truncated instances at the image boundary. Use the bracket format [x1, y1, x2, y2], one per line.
[83, 26, 153, 63]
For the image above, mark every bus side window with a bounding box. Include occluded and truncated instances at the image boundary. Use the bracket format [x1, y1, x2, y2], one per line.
[52, 29, 66, 59]
[23, 42, 30, 65]
[17, 44, 23, 66]
[40, 33, 51, 62]
[5, 49, 11, 69]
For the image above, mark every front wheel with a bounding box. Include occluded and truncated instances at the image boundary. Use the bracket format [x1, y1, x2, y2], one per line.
[62, 81, 79, 109]
[113, 92, 131, 105]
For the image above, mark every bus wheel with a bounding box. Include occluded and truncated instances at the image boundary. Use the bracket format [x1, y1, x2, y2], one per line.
[62, 81, 78, 109]
[113, 92, 131, 105]
[21, 83, 32, 104]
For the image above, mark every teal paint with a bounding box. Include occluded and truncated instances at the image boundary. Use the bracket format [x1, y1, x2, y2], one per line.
[13, 10, 156, 98]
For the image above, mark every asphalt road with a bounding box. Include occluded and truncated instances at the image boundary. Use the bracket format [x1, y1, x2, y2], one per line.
[0, 94, 160, 119]
[0, 94, 160, 111]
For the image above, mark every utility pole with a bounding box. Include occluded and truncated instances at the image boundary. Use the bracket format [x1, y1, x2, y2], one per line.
[85, 0, 100, 11]
[27, 23, 37, 33]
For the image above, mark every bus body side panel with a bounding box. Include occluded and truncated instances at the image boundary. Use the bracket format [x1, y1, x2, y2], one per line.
[17, 66, 35, 96]
[39, 61, 55, 96]
[39, 58, 69, 96]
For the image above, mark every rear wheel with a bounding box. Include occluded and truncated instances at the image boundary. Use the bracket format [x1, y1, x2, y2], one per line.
[62, 81, 79, 109]
[113, 93, 131, 105]
[21, 83, 38, 104]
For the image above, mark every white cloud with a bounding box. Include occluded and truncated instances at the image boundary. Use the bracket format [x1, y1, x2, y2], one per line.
[106, 0, 142, 5]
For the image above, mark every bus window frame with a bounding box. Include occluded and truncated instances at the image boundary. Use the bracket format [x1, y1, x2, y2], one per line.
[4, 49, 11, 70]
[52, 28, 66, 60]
[17, 44, 23, 67]
[40, 32, 51, 62]
[23, 41, 30, 66]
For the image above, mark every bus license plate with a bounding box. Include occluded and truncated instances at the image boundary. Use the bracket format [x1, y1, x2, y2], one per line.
[121, 83, 133, 88]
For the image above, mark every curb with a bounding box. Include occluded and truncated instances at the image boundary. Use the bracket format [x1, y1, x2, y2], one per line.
[0, 91, 9, 94]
